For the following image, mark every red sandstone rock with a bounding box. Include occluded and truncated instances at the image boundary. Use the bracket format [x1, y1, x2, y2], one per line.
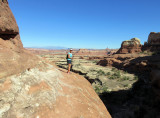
[0, 0, 39, 78]
[117, 38, 142, 54]
[97, 58, 122, 67]
[143, 32, 160, 51]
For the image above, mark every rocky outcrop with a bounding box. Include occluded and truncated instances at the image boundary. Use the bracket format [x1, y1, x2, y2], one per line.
[117, 38, 142, 54]
[143, 32, 160, 51]
[97, 58, 122, 67]
[0, 64, 111, 118]
[0, 0, 39, 78]
[148, 32, 160, 45]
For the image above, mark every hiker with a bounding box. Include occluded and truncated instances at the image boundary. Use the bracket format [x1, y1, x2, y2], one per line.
[67, 48, 73, 73]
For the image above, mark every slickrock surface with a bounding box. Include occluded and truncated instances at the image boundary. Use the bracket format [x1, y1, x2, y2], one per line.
[0, 64, 111, 118]
[0, 0, 39, 78]
[117, 38, 142, 54]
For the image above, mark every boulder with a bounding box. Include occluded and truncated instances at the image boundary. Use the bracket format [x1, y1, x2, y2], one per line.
[97, 58, 122, 67]
[117, 38, 142, 54]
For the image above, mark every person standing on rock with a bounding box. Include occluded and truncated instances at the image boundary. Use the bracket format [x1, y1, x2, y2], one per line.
[67, 48, 73, 73]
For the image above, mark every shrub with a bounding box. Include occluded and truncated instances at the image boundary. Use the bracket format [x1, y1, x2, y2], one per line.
[109, 76, 114, 80]
[95, 86, 100, 94]
[123, 84, 129, 87]
[102, 86, 108, 92]
[107, 72, 111, 76]
[97, 69, 106, 76]
[113, 71, 121, 78]
[121, 76, 130, 80]
[134, 76, 138, 80]
[111, 67, 116, 71]
[94, 84, 109, 94]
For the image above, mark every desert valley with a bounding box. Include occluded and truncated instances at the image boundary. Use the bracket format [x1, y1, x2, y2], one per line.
[0, 0, 160, 118]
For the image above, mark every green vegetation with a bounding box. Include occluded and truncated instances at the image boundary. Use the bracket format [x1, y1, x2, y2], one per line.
[108, 70, 121, 80]
[96, 69, 106, 76]
[123, 84, 129, 87]
[121, 76, 130, 81]
[134, 76, 138, 80]
[107, 72, 111, 76]
[94, 83, 110, 94]
[111, 67, 117, 71]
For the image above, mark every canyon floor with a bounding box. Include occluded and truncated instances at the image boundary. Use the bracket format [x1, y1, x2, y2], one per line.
[32, 50, 160, 118]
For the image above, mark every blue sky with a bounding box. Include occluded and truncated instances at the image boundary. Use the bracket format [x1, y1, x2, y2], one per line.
[9, 0, 160, 49]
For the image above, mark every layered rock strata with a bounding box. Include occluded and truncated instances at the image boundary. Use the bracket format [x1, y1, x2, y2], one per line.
[117, 38, 142, 54]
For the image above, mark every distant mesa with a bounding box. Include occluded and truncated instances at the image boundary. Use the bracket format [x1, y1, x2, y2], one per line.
[26, 46, 68, 50]
[75, 48, 110, 56]
[116, 38, 142, 54]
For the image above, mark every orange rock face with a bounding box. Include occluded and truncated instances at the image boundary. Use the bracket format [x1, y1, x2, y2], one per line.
[117, 38, 142, 54]
[0, 65, 111, 118]
[0, 0, 39, 78]
[33, 68, 111, 118]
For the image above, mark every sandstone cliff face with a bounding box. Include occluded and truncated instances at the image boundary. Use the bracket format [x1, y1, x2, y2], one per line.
[143, 32, 160, 51]
[117, 38, 142, 54]
[148, 32, 160, 45]
[0, 0, 39, 78]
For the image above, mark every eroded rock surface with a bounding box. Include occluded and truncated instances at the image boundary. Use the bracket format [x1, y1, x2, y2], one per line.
[117, 38, 142, 54]
[0, 0, 39, 78]
[143, 32, 160, 51]
[0, 64, 111, 118]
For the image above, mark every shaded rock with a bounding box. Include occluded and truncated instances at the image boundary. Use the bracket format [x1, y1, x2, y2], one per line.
[143, 32, 160, 51]
[150, 69, 160, 98]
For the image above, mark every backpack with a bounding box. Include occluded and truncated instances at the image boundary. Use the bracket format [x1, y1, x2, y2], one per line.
[66, 54, 68, 59]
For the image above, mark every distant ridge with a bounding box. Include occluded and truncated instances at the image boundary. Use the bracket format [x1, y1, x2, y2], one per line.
[25, 46, 68, 50]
